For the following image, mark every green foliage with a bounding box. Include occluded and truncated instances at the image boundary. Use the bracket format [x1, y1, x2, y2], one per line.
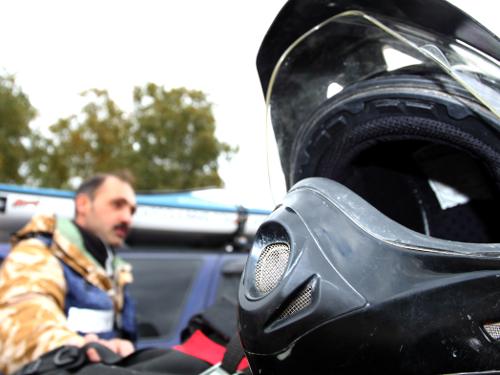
[28, 90, 135, 188]
[131, 84, 235, 190]
[26, 84, 236, 190]
[0, 75, 36, 183]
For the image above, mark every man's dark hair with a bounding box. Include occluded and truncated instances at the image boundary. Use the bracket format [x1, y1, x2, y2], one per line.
[75, 171, 135, 200]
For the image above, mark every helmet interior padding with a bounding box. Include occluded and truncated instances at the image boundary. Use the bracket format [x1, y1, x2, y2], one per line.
[290, 75, 500, 243]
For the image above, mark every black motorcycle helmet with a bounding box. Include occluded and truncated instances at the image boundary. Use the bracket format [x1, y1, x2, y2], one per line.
[238, 0, 500, 373]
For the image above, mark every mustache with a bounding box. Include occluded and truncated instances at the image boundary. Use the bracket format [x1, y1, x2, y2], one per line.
[114, 223, 130, 232]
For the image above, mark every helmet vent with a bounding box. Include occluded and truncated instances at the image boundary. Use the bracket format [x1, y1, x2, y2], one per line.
[483, 323, 500, 340]
[255, 242, 290, 294]
[278, 284, 313, 320]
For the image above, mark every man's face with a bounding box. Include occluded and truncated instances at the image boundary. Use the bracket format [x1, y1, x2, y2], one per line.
[76, 176, 137, 247]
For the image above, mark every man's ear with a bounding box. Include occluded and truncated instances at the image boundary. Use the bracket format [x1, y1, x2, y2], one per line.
[75, 194, 90, 221]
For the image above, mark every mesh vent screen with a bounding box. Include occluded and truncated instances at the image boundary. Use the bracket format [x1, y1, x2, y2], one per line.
[278, 284, 313, 320]
[255, 243, 290, 294]
[484, 323, 500, 340]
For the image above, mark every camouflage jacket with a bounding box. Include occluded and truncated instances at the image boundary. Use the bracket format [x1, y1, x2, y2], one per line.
[0, 214, 133, 374]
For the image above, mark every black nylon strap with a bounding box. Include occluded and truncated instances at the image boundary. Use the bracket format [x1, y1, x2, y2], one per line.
[15, 343, 122, 375]
[220, 335, 245, 374]
[17, 345, 85, 375]
[84, 342, 122, 365]
[182, 297, 238, 344]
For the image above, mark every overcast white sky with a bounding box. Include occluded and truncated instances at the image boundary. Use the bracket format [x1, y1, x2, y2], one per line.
[1, 0, 497, 210]
[1, 0, 287, 209]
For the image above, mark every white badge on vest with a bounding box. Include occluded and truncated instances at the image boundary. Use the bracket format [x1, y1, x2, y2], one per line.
[67, 307, 114, 333]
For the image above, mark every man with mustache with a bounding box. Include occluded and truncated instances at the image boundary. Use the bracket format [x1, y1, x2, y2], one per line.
[0, 172, 138, 374]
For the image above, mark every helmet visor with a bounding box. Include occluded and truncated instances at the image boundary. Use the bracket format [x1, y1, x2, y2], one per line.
[265, 11, 500, 199]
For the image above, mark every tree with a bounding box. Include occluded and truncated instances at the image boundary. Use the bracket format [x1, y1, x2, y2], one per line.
[29, 85, 236, 190]
[131, 84, 235, 190]
[29, 90, 135, 188]
[0, 74, 36, 184]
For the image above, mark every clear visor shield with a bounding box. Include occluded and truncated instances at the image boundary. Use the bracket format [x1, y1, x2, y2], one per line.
[265, 11, 500, 203]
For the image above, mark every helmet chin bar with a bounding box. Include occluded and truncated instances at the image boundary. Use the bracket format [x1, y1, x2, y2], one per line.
[239, 178, 500, 374]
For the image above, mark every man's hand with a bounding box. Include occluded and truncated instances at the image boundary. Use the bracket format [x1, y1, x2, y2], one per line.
[81, 333, 135, 362]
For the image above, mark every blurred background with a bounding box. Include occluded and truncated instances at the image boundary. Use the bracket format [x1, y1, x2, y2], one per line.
[0, 0, 287, 210]
[0, 0, 496, 209]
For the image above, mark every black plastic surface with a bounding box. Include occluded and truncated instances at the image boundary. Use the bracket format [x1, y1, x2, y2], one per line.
[239, 178, 500, 374]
